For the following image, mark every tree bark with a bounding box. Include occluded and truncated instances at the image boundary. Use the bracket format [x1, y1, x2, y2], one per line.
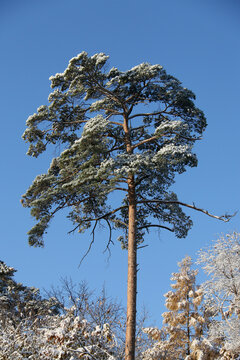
[125, 173, 137, 360]
[123, 113, 137, 360]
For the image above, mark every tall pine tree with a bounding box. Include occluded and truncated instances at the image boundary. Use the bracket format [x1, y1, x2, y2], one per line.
[22, 52, 229, 360]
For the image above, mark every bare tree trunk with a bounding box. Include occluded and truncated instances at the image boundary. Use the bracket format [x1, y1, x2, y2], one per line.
[123, 112, 137, 360]
[125, 174, 137, 360]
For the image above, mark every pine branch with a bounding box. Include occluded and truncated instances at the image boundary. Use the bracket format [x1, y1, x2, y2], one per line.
[131, 131, 200, 150]
[103, 218, 114, 261]
[78, 221, 98, 267]
[68, 206, 128, 234]
[138, 224, 174, 232]
[171, 131, 202, 142]
[109, 120, 124, 126]
[114, 187, 128, 192]
[128, 106, 168, 120]
[131, 135, 158, 150]
[138, 199, 235, 222]
[137, 244, 149, 250]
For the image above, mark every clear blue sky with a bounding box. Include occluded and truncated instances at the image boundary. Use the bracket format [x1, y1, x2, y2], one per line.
[1, 0, 240, 326]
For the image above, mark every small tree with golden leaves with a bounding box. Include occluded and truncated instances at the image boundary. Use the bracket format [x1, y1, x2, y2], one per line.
[143, 256, 212, 359]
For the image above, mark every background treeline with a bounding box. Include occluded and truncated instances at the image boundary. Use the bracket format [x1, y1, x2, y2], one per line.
[1, 232, 240, 359]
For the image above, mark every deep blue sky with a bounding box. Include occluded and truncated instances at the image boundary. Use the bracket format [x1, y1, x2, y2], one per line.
[1, 0, 240, 326]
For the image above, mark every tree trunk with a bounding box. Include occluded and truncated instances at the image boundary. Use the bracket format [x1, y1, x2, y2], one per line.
[123, 113, 137, 360]
[125, 174, 137, 360]
[186, 294, 190, 356]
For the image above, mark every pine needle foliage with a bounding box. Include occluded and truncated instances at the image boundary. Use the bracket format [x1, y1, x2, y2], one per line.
[22, 51, 207, 248]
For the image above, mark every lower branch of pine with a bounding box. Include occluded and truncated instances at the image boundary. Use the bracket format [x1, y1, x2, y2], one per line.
[137, 199, 235, 222]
